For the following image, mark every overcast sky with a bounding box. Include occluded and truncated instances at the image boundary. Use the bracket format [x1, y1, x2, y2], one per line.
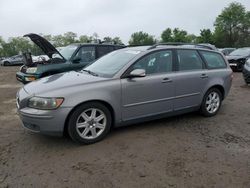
[0, 0, 249, 44]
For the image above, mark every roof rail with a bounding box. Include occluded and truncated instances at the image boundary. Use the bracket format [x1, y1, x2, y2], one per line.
[147, 43, 217, 51]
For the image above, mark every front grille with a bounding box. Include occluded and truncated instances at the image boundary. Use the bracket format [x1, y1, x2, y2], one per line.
[228, 59, 237, 64]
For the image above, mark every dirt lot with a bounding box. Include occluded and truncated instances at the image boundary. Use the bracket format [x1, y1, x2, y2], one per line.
[0, 66, 249, 188]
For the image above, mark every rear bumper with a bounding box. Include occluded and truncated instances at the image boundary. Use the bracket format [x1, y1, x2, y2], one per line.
[16, 71, 40, 84]
[18, 107, 72, 136]
[242, 65, 250, 84]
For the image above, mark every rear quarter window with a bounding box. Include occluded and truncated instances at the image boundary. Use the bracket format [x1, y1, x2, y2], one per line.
[200, 51, 227, 69]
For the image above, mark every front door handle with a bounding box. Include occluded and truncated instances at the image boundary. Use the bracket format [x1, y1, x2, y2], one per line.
[162, 77, 173, 83]
[200, 74, 208, 79]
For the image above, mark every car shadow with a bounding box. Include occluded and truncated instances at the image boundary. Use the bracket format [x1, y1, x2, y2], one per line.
[25, 112, 203, 147]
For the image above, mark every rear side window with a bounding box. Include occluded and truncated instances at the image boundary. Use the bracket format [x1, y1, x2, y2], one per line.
[200, 51, 227, 69]
[177, 50, 203, 71]
[97, 46, 114, 57]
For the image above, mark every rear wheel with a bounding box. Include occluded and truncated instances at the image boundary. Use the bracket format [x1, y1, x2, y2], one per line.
[67, 102, 112, 144]
[200, 88, 222, 117]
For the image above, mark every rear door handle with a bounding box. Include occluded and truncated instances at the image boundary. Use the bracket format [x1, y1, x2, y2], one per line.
[162, 77, 173, 83]
[200, 74, 208, 79]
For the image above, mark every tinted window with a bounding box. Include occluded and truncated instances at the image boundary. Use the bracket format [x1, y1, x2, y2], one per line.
[132, 50, 173, 75]
[200, 51, 226, 69]
[97, 46, 114, 57]
[75, 46, 95, 62]
[114, 46, 123, 50]
[177, 50, 203, 71]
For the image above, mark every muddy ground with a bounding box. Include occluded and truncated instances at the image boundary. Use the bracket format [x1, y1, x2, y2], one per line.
[0, 66, 249, 188]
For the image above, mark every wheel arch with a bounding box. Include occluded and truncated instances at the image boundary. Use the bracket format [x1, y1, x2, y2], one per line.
[3, 61, 10, 66]
[63, 100, 115, 136]
[206, 85, 225, 100]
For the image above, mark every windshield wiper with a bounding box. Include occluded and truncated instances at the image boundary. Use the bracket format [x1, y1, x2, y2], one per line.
[82, 69, 99, 77]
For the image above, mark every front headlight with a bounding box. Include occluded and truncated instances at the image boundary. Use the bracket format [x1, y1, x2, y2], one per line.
[26, 67, 37, 74]
[28, 97, 64, 110]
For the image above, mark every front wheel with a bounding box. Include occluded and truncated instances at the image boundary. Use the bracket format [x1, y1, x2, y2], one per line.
[67, 102, 112, 144]
[200, 88, 222, 117]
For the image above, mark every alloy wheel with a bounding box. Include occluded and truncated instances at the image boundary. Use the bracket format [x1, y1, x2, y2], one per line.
[205, 91, 220, 114]
[76, 108, 107, 140]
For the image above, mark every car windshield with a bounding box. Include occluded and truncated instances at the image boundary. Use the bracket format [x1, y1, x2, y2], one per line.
[84, 50, 141, 78]
[59, 45, 78, 60]
[229, 48, 250, 56]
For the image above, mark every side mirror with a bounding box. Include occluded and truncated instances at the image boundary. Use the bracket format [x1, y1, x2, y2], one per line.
[72, 57, 81, 63]
[129, 69, 146, 78]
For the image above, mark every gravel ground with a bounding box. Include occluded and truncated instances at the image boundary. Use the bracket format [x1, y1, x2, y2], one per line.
[0, 66, 249, 188]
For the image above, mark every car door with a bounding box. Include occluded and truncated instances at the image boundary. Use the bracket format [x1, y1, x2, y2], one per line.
[121, 50, 175, 121]
[174, 49, 208, 110]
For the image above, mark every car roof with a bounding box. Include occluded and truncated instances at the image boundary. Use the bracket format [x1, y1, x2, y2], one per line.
[122, 45, 219, 54]
[69, 43, 125, 47]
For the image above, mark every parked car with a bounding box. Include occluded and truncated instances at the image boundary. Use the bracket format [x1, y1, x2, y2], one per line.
[226, 47, 250, 71]
[16, 33, 125, 84]
[219, 48, 236, 56]
[16, 45, 232, 144]
[242, 58, 250, 84]
[1, 55, 24, 66]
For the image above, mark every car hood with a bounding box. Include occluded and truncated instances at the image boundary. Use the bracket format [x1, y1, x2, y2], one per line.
[24, 33, 65, 60]
[226, 55, 248, 61]
[23, 71, 108, 95]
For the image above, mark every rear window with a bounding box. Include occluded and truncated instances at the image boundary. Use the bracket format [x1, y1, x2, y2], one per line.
[177, 50, 203, 71]
[200, 51, 226, 69]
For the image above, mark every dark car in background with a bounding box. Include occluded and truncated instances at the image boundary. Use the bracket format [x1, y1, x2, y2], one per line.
[16, 33, 125, 83]
[242, 58, 250, 84]
[219, 48, 236, 56]
[0, 55, 24, 66]
[226, 47, 250, 71]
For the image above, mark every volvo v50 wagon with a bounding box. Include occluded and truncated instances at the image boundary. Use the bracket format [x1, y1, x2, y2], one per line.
[17, 45, 232, 144]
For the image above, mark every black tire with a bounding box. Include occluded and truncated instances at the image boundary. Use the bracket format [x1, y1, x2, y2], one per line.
[67, 102, 112, 144]
[200, 88, 222, 117]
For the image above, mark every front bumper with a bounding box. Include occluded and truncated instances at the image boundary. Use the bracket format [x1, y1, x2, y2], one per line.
[18, 107, 72, 136]
[16, 71, 40, 84]
[242, 65, 250, 84]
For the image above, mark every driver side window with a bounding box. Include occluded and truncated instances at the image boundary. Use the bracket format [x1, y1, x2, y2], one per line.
[75, 46, 96, 62]
[132, 50, 173, 75]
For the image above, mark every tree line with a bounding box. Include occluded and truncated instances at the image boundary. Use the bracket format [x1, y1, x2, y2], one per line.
[0, 2, 249, 58]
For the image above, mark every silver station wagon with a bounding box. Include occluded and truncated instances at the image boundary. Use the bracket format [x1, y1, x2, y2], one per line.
[17, 44, 233, 144]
